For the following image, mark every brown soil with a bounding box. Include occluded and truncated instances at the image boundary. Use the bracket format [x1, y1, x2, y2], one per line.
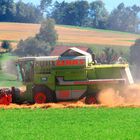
[0, 102, 101, 109]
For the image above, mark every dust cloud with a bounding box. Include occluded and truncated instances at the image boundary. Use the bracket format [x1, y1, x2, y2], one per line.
[2, 60, 17, 75]
[97, 84, 140, 107]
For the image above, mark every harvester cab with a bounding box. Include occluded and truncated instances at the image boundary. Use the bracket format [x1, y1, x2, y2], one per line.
[16, 47, 93, 84]
[16, 57, 35, 83]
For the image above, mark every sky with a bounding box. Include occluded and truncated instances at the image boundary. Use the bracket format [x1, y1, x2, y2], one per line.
[14, 0, 140, 11]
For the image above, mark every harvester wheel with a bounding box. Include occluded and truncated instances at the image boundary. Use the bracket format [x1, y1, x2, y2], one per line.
[85, 96, 97, 104]
[33, 86, 54, 104]
[34, 92, 47, 104]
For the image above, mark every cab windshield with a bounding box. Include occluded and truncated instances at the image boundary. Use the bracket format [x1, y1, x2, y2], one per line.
[16, 60, 34, 82]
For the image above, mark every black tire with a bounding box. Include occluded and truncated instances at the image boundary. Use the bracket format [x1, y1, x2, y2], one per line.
[12, 87, 22, 104]
[85, 95, 97, 104]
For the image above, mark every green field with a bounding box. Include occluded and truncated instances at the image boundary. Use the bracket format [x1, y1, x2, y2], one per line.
[0, 108, 139, 140]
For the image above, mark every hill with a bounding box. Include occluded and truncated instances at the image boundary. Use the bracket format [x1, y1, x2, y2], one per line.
[0, 22, 140, 48]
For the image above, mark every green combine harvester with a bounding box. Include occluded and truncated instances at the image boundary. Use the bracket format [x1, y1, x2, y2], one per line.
[0, 47, 133, 105]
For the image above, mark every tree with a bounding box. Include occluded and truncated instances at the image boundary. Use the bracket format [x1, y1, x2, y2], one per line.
[73, 1, 89, 26]
[130, 39, 140, 65]
[89, 1, 109, 29]
[51, 1, 89, 26]
[1, 40, 11, 52]
[0, 0, 43, 23]
[15, 38, 51, 56]
[40, 0, 52, 16]
[0, 61, 1, 70]
[0, 0, 16, 22]
[15, 1, 43, 23]
[36, 18, 58, 46]
[15, 19, 58, 56]
[130, 39, 140, 79]
[108, 3, 140, 33]
[51, 1, 68, 24]
[63, 2, 78, 25]
[96, 48, 118, 64]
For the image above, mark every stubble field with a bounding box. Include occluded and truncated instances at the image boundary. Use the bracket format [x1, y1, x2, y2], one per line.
[0, 22, 140, 48]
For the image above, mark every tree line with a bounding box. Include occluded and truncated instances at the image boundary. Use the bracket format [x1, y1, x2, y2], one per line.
[0, 0, 43, 23]
[0, 0, 140, 33]
[50, 1, 140, 33]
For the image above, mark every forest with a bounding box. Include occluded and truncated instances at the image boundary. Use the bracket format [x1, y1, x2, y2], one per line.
[0, 0, 140, 33]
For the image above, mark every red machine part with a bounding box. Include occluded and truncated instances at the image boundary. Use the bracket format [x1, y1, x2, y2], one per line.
[34, 92, 47, 104]
[0, 88, 12, 105]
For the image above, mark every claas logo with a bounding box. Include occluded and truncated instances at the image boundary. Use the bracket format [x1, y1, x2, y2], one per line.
[56, 59, 85, 66]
